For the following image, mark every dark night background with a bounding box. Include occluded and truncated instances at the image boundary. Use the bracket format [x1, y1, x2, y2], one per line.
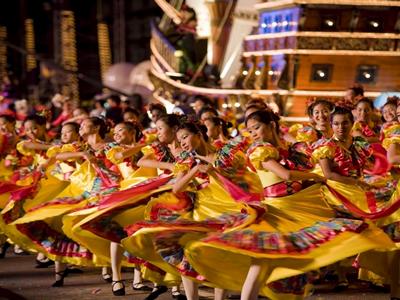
[0, 0, 162, 100]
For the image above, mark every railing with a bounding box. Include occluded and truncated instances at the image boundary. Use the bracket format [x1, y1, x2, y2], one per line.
[150, 20, 180, 72]
[243, 31, 400, 56]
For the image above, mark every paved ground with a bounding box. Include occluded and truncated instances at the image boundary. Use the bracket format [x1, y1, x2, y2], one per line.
[0, 250, 391, 300]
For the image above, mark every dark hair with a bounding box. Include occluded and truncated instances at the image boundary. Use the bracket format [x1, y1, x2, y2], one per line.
[178, 120, 208, 142]
[124, 107, 141, 118]
[307, 99, 334, 117]
[108, 95, 121, 105]
[193, 95, 213, 107]
[62, 122, 80, 133]
[118, 121, 143, 142]
[246, 98, 268, 110]
[199, 107, 218, 119]
[0, 114, 16, 124]
[245, 110, 280, 134]
[149, 103, 167, 114]
[349, 85, 364, 97]
[157, 114, 181, 129]
[24, 114, 47, 126]
[382, 96, 399, 110]
[355, 97, 373, 110]
[87, 117, 109, 139]
[330, 106, 354, 124]
[205, 117, 232, 138]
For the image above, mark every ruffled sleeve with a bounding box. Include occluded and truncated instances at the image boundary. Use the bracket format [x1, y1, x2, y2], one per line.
[288, 123, 303, 136]
[16, 141, 35, 156]
[105, 145, 125, 165]
[382, 122, 400, 149]
[352, 121, 363, 133]
[247, 143, 279, 170]
[383, 137, 400, 150]
[311, 139, 336, 161]
[141, 145, 155, 157]
[46, 145, 62, 158]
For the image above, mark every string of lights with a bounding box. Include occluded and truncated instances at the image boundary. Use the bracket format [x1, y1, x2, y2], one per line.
[97, 22, 112, 93]
[60, 10, 79, 101]
[0, 26, 7, 79]
[24, 19, 37, 72]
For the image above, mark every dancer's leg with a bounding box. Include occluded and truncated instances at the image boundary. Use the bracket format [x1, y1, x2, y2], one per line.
[241, 260, 271, 300]
[214, 288, 226, 300]
[181, 276, 199, 300]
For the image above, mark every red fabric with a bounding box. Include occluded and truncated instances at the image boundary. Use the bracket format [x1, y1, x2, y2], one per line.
[326, 185, 400, 220]
[363, 143, 391, 175]
[215, 173, 262, 204]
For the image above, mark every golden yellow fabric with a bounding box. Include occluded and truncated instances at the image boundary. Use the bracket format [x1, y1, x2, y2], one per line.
[248, 145, 279, 170]
[288, 123, 303, 136]
[105, 146, 124, 165]
[382, 136, 400, 150]
[312, 144, 335, 162]
[16, 141, 35, 156]
[172, 163, 190, 175]
[141, 145, 154, 157]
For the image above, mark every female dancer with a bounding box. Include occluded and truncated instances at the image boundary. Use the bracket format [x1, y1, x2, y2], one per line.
[289, 99, 334, 144]
[203, 117, 230, 145]
[12, 117, 123, 287]
[67, 114, 184, 297]
[314, 106, 400, 299]
[122, 119, 264, 300]
[184, 110, 394, 300]
[352, 98, 381, 143]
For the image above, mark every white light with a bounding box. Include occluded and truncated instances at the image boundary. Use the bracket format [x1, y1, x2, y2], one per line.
[364, 72, 371, 79]
[234, 102, 241, 108]
[282, 21, 288, 26]
[261, 23, 267, 28]
[317, 70, 325, 78]
[271, 22, 277, 27]
[222, 103, 228, 108]
[242, 70, 248, 76]
[255, 70, 261, 76]
[268, 70, 274, 76]
[370, 21, 379, 28]
[325, 20, 334, 27]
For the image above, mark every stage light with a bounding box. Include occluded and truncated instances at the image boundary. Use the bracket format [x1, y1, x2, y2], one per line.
[242, 70, 248, 76]
[268, 70, 274, 76]
[311, 64, 333, 82]
[325, 19, 334, 27]
[370, 21, 379, 28]
[356, 65, 378, 84]
[261, 23, 267, 28]
[234, 102, 241, 108]
[255, 70, 261, 76]
[222, 103, 228, 108]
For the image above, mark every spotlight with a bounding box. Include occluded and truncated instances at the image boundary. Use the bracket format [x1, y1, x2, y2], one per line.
[268, 70, 274, 76]
[356, 65, 378, 84]
[325, 19, 334, 27]
[261, 23, 267, 28]
[242, 70, 248, 76]
[255, 70, 261, 76]
[311, 64, 333, 82]
[234, 102, 241, 108]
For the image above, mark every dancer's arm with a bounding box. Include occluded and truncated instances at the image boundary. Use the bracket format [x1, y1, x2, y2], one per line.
[319, 158, 369, 189]
[172, 163, 211, 194]
[262, 159, 324, 182]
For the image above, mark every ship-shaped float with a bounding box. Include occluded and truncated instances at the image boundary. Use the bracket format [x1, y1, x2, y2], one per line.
[151, 0, 400, 116]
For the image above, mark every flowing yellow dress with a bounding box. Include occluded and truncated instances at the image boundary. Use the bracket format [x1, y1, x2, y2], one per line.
[10, 143, 121, 266]
[121, 142, 264, 286]
[63, 142, 176, 271]
[185, 142, 394, 300]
